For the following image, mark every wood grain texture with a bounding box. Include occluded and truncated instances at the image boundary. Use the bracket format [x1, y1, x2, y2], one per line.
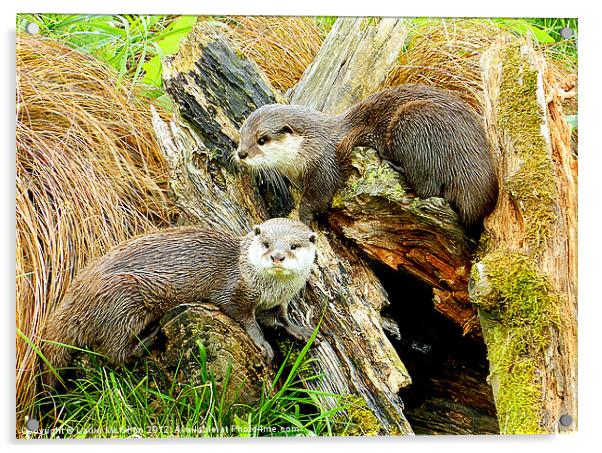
[472, 38, 577, 433]
[289, 18, 409, 114]
[153, 21, 413, 435]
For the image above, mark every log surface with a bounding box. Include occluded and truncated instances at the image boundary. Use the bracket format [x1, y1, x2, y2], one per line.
[156, 303, 273, 405]
[471, 38, 578, 433]
[289, 18, 409, 114]
[154, 22, 413, 435]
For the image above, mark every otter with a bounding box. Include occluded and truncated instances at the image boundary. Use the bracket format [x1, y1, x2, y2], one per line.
[41, 218, 318, 387]
[235, 84, 498, 232]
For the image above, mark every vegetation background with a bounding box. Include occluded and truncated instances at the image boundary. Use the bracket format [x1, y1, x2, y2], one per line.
[15, 14, 577, 438]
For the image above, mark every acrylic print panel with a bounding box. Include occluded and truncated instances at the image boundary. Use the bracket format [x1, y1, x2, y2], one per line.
[16, 14, 578, 438]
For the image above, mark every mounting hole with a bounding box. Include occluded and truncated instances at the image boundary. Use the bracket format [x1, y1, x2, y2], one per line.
[25, 417, 40, 432]
[25, 22, 40, 35]
[559, 27, 574, 39]
[559, 413, 573, 427]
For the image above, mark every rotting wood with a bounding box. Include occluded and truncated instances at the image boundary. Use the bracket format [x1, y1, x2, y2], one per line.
[153, 21, 413, 435]
[471, 38, 577, 434]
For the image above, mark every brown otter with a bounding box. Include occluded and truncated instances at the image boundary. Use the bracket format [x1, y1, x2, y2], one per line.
[235, 84, 498, 231]
[41, 218, 318, 387]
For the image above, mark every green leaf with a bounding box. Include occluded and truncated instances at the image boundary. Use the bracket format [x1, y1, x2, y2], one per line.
[565, 114, 578, 132]
[142, 55, 163, 87]
[153, 16, 197, 57]
[233, 414, 251, 437]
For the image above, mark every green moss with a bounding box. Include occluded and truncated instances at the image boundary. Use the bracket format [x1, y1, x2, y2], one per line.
[471, 249, 560, 434]
[336, 395, 382, 436]
[277, 339, 313, 380]
[497, 44, 558, 251]
[486, 327, 543, 434]
[332, 148, 406, 207]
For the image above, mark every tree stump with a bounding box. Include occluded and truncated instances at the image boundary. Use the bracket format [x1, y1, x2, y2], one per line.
[470, 38, 578, 434]
[154, 303, 273, 406]
[152, 21, 413, 435]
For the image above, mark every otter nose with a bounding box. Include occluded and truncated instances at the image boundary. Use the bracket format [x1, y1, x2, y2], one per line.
[270, 252, 285, 264]
[237, 149, 248, 160]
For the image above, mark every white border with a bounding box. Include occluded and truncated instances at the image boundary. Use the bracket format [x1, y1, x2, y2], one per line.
[4, 2, 599, 453]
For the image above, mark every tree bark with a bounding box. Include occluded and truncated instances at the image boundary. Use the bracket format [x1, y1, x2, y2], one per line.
[152, 21, 413, 435]
[153, 303, 273, 406]
[470, 38, 578, 433]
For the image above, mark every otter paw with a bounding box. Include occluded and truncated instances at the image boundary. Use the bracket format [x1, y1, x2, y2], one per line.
[258, 341, 274, 362]
[287, 325, 321, 345]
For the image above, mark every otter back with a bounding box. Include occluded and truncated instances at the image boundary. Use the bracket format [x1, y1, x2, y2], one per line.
[41, 219, 318, 387]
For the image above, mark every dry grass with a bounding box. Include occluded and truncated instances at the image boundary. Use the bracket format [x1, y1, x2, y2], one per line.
[16, 34, 173, 423]
[385, 19, 577, 114]
[222, 16, 326, 93]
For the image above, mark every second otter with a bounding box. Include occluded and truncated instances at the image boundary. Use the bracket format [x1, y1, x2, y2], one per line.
[42, 218, 318, 386]
[235, 84, 498, 231]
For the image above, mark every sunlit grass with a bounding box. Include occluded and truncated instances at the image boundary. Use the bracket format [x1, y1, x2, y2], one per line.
[21, 329, 351, 438]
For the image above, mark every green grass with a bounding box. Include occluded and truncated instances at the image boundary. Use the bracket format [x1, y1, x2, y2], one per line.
[21, 328, 353, 438]
[491, 18, 577, 61]
[16, 14, 197, 104]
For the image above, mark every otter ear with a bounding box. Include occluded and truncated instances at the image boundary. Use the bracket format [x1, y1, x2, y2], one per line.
[281, 124, 294, 134]
[253, 225, 261, 236]
[308, 232, 317, 244]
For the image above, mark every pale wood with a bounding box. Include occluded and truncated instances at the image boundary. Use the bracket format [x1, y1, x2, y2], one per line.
[289, 18, 410, 114]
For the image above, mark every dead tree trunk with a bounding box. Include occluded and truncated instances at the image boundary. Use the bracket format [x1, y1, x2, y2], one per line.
[152, 22, 413, 435]
[470, 38, 578, 434]
[289, 18, 410, 114]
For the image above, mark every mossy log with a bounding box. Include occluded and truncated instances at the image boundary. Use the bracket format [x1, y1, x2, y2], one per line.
[154, 303, 273, 406]
[152, 22, 413, 435]
[470, 38, 577, 434]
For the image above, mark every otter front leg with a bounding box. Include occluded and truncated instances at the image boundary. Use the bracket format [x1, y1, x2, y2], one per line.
[258, 305, 320, 345]
[221, 299, 274, 361]
[298, 165, 342, 224]
[242, 318, 274, 361]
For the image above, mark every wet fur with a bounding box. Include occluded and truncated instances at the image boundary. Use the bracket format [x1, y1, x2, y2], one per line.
[237, 84, 499, 231]
[41, 219, 317, 387]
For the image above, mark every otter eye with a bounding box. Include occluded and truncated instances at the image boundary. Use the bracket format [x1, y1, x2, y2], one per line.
[257, 136, 268, 146]
[280, 125, 293, 134]
[290, 244, 300, 250]
[262, 241, 270, 249]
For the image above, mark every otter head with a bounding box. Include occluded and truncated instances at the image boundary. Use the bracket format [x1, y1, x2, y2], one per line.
[247, 218, 317, 279]
[235, 105, 309, 175]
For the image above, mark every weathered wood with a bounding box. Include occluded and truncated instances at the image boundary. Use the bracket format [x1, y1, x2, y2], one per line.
[328, 148, 478, 333]
[155, 303, 273, 405]
[289, 18, 409, 114]
[153, 22, 413, 435]
[470, 38, 577, 433]
[290, 17, 478, 333]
